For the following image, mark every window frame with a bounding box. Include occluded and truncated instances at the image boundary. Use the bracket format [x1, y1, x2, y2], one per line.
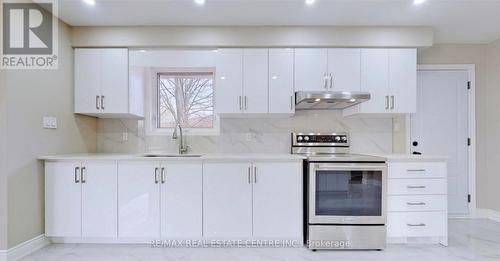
[145, 67, 220, 136]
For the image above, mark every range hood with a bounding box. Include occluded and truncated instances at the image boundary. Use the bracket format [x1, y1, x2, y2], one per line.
[295, 91, 371, 110]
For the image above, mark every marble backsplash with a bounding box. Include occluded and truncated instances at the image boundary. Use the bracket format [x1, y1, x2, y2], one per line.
[97, 110, 394, 154]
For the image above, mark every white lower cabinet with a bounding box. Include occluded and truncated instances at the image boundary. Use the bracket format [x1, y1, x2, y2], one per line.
[203, 161, 303, 240]
[387, 160, 448, 246]
[45, 161, 117, 238]
[118, 161, 161, 238]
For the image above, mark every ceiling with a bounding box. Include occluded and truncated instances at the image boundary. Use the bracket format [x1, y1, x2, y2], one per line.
[58, 0, 500, 44]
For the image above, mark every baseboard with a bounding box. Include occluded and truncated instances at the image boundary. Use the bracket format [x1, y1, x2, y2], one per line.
[474, 208, 500, 222]
[0, 235, 49, 261]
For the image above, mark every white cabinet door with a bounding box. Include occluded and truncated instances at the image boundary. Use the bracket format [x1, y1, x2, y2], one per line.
[215, 49, 243, 114]
[161, 163, 202, 239]
[294, 49, 328, 91]
[203, 163, 253, 238]
[252, 162, 302, 239]
[269, 49, 295, 114]
[389, 49, 417, 113]
[243, 49, 268, 113]
[327, 48, 361, 91]
[359, 49, 390, 113]
[81, 161, 118, 238]
[118, 161, 160, 238]
[75, 49, 101, 114]
[45, 161, 82, 237]
[101, 49, 129, 114]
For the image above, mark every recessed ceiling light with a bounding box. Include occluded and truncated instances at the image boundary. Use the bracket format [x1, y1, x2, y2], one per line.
[413, 0, 426, 5]
[305, 0, 316, 5]
[194, 0, 205, 5]
[83, 0, 95, 5]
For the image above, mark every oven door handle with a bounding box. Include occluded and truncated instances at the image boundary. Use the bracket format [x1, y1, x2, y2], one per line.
[313, 164, 387, 171]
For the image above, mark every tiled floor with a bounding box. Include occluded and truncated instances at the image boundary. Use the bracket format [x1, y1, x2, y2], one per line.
[21, 219, 500, 261]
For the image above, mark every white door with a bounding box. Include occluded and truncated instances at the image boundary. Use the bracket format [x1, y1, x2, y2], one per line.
[243, 49, 268, 113]
[294, 48, 328, 91]
[358, 49, 389, 113]
[81, 161, 118, 238]
[215, 49, 243, 114]
[327, 48, 361, 91]
[161, 163, 203, 239]
[203, 163, 252, 238]
[411, 70, 469, 215]
[118, 161, 161, 238]
[101, 48, 129, 114]
[74, 49, 102, 114]
[389, 49, 417, 113]
[269, 48, 295, 113]
[252, 162, 303, 239]
[45, 161, 82, 237]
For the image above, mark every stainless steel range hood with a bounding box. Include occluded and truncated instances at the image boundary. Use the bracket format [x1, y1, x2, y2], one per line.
[295, 91, 371, 110]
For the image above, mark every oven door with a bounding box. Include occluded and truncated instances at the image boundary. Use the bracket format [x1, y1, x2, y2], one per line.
[308, 162, 387, 225]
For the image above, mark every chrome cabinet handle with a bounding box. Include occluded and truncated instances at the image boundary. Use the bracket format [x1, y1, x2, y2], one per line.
[101, 96, 105, 110]
[74, 167, 80, 183]
[407, 223, 426, 227]
[161, 167, 165, 184]
[253, 166, 257, 183]
[407, 169, 426, 172]
[290, 95, 293, 110]
[324, 73, 328, 89]
[407, 202, 426, 206]
[81, 167, 86, 183]
[390, 95, 395, 109]
[329, 73, 333, 89]
[407, 185, 426, 189]
[154, 167, 159, 184]
[248, 167, 251, 184]
[244, 96, 248, 110]
[96, 96, 100, 110]
[239, 96, 242, 110]
[385, 95, 389, 110]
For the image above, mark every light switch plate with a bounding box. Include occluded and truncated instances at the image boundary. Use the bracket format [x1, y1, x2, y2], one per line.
[43, 116, 57, 129]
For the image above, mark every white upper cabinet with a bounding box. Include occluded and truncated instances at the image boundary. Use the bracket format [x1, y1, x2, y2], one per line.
[215, 49, 244, 114]
[269, 49, 295, 114]
[327, 48, 361, 91]
[343, 48, 417, 116]
[294, 49, 328, 91]
[243, 49, 269, 113]
[74, 48, 143, 118]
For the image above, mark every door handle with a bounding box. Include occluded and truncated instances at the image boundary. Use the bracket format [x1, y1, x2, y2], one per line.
[253, 166, 257, 183]
[407, 185, 426, 189]
[74, 167, 80, 183]
[81, 167, 86, 183]
[406, 169, 426, 172]
[412, 151, 422, 155]
[244, 96, 248, 110]
[407, 223, 426, 227]
[385, 95, 389, 110]
[161, 167, 166, 184]
[239, 96, 242, 110]
[290, 95, 293, 110]
[154, 167, 159, 184]
[101, 96, 105, 110]
[407, 202, 426, 206]
[324, 73, 328, 89]
[329, 73, 333, 89]
[248, 167, 251, 184]
[96, 95, 100, 110]
[390, 95, 395, 109]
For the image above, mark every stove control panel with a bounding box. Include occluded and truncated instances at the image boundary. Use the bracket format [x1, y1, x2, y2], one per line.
[292, 133, 349, 146]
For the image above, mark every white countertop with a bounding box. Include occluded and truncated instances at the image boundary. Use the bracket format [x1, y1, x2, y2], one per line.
[38, 153, 306, 162]
[376, 154, 448, 162]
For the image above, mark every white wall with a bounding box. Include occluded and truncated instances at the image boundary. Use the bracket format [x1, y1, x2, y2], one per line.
[3, 21, 98, 248]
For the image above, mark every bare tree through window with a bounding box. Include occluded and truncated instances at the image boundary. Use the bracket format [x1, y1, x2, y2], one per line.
[157, 71, 214, 129]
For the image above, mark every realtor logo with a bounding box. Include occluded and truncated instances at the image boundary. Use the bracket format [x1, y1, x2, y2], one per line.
[1, 0, 58, 69]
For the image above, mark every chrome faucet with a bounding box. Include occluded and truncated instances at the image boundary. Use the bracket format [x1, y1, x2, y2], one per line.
[172, 122, 189, 154]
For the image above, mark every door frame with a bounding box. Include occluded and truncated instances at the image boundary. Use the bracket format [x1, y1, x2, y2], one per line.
[406, 64, 476, 218]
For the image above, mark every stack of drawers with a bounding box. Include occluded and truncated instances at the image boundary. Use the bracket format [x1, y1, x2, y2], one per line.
[387, 161, 448, 246]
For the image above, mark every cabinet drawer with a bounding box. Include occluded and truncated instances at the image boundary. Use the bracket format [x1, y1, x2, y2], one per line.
[388, 162, 446, 179]
[388, 179, 446, 195]
[388, 195, 447, 212]
[387, 212, 447, 238]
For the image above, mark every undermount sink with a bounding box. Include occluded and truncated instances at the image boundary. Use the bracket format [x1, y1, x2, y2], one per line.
[140, 154, 203, 158]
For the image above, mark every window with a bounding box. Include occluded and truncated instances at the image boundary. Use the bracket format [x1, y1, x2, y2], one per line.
[152, 70, 217, 134]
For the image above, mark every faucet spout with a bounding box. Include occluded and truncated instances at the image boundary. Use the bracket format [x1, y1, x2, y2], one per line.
[173, 122, 188, 154]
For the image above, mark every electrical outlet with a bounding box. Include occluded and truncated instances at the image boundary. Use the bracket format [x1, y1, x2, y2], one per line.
[122, 132, 129, 141]
[246, 133, 253, 142]
[43, 116, 57, 129]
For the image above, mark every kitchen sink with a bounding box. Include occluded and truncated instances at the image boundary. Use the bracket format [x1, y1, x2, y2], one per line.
[140, 154, 203, 158]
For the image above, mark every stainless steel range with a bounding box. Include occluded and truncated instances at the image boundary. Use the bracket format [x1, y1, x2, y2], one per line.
[291, 132, 387, 250]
